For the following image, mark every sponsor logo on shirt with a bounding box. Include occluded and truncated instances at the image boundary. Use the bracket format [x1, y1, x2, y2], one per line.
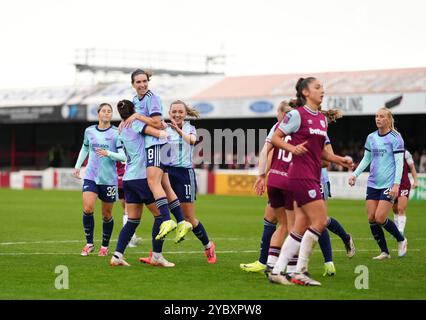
[309, 128, 327, 137]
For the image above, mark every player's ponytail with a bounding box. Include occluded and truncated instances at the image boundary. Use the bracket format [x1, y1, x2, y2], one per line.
[170, 100, 200, 118]
[117, 100, 135, 120]
[320, 108, 343, 123]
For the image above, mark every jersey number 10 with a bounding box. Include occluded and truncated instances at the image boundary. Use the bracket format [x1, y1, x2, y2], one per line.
[277, 136, 292, 163]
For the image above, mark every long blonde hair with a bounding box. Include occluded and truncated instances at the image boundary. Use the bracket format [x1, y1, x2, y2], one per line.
[378, 107, 397, 131]
[321, 108, 343, 123]
[277, 100, 293, 114]
[170, 100, 200, 118]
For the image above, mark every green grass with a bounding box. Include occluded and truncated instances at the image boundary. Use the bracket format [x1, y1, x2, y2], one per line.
[0, 189, 425, 300]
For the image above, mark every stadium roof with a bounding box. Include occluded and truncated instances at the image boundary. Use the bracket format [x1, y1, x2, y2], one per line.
[193, 67, 426, 99]
[1, 67, 426, 121]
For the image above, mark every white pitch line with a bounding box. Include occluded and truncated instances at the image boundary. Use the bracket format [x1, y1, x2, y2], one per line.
[1, 237, 425, 246]
[0, 249, 420, 256]
[0, 238, 250, 246]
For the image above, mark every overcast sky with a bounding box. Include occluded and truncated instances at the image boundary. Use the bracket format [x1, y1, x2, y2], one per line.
[0, 0, 425, 89]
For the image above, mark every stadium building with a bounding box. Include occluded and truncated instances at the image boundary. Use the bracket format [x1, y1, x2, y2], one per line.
[0, 66, 425, 199]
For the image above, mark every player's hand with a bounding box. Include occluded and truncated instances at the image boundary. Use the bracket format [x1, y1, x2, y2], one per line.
[338, 156, 354, 170]
[95, 148, 108, 157]
[73, 168, 81, 179]
[158, 130, 169, 140]
[390, 184, 399, 199]
[253, 176, 266, 196]
[169, 119, 181, 131]
[348, 175, 356, 186]
[120, 113, 138, 130]
[412, 180, 419, 189]
[292, 141, 308, 155]
[161, 120, 169, 130]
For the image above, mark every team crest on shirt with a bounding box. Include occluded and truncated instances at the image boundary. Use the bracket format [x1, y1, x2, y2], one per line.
[308, 189, 317, 198]
[320, 120, 326, 128]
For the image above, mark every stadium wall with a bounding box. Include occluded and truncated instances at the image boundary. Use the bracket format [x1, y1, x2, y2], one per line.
[6, 168, 426, 200]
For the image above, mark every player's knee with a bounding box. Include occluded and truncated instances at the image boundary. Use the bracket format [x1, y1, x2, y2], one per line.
[375, 216, 386, 225]
[397, 205, 405, 215]
[316, 219, 328, 232]
[102, 209, 113, 220]
[83, 206, 94, 214]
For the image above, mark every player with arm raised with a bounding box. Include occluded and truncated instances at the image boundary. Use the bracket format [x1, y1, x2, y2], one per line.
[110, 99, 175, 267]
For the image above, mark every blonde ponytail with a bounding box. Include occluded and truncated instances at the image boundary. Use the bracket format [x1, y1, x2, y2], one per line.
[321, 109, 343, 123]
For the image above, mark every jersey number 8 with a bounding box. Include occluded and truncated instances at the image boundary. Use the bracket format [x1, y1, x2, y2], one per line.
[148, 148, 154, 160]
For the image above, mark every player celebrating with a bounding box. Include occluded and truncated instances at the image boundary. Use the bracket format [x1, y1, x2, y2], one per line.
[269, 77, 353, 286]
[117, 161, 142, 247]
[349, 107, 408, 260]
[167, 100, 216, 262]
[139, 100, 216, 264]
[73, 103, 126, 257]
[122, 69, 191, 242]
[392, 149, 419, 235]
[110, 99, 174, 267]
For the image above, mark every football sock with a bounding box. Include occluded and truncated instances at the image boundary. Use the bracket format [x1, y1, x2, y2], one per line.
[296, 227, 321, 274]
[272, 232, 302, 275]
[393, 214, 399, 229]
[286, 255, 298, 274]
[193, 222, 210, 247]
[155, 197, 171, 221]
[369, 222, 389, 254]
[318, 229, 333, 263]
[102, 217, 114, 247]
[327, 217, 351, 244]
[168, 199, 184, 223]
[398, 215, 407, 235]
[152, 216, 164, 253]
[259, 219, 277, 265]
[266, 246, 281, 268]
[382, 218, 405, 242]
[83, 212, 94, 244]
[115, 218, 140, 254]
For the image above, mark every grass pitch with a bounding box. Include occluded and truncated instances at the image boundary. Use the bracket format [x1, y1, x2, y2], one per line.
[0, 189, 425, 300]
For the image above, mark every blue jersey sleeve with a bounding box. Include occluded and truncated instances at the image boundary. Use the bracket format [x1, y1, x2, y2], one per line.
[189, 124, 197, 137]
[278, 110, 301, 135]
[364, 134, 372, 151]
[265, 123, 278, 143]
[132, 120, 147, 135]
[392, 132, 405, 154]
[83, 128, 89, 147]
[148, 94, 163, 117]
